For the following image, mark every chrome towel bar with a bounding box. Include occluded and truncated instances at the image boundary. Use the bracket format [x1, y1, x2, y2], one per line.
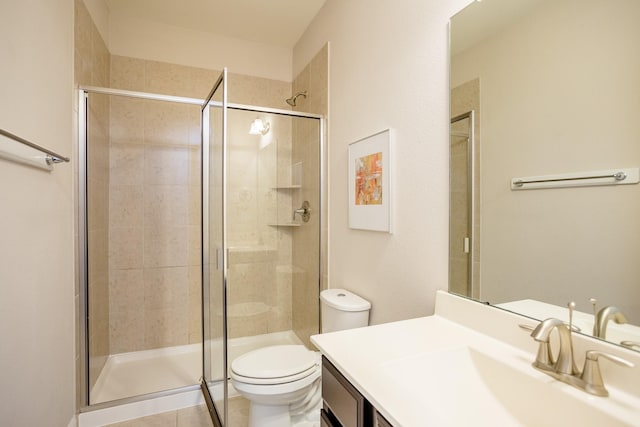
[0, 127, 69, 169]
[511, 168, 639, 190]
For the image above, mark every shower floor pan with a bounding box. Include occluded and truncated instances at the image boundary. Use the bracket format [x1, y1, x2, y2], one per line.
[90, 330, 303, 404]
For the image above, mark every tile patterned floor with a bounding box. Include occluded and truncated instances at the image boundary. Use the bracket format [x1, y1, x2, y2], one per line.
[105, 397, 249, 427]
[228, 396, 250, 426]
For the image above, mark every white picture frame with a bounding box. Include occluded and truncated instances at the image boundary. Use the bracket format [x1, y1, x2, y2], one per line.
[348, 129, 393, 233]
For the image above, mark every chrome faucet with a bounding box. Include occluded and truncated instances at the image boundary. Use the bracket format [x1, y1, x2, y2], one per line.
[527, 302, 634, 397]
[593, 306, 627, 339]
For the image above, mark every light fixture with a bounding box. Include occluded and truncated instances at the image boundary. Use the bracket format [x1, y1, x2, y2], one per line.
[249, 118, 270, 135]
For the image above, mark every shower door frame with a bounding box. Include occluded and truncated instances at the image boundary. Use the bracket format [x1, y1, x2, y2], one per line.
[450, 110, 477, 299]
[200, 69, 227, 427]
[77, 85, 326, 414]
[201, 87, 326, 426]
[77, 85, 211, 412]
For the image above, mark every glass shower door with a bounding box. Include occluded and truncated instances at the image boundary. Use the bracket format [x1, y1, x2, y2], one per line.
[201, 69, 228, 426]
[450, 111, 475, 298]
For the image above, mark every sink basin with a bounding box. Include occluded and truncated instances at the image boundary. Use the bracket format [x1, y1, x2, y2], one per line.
[379, 346, 630, 426]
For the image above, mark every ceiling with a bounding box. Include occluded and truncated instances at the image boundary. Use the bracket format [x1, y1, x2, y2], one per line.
[105, 0, 327, 48]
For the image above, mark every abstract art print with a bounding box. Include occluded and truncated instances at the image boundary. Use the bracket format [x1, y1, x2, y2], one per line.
[355, 152, 383, 205]
[348, 129, 393, 232]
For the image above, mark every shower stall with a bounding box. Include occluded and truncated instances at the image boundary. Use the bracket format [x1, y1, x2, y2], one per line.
[78, 70, 324, 425]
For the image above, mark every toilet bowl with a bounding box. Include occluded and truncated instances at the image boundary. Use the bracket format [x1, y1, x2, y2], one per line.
[231, 289, 371, 426]
[230, 345, 321, 427]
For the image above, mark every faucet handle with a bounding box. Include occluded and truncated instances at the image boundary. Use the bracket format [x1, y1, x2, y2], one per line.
[580, 350, 634, 397]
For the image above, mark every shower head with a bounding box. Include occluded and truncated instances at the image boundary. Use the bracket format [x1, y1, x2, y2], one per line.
[285, 91, 307, 107]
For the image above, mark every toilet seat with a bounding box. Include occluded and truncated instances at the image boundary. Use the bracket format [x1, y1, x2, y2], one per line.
[231, 345, 319, 385]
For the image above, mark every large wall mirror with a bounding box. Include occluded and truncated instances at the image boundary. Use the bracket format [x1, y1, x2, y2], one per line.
[449, 0, 640, 351]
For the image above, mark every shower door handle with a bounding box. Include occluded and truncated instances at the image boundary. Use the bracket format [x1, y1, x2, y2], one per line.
[293, 201, 311, 222]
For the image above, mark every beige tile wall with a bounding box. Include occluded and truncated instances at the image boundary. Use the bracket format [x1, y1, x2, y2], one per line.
[291, 44, 328, 347]
[74, 0, 111, 392]
[225, 109, 294, 339]
[107, 89, 201, 352]
[109, 55, 293, 351]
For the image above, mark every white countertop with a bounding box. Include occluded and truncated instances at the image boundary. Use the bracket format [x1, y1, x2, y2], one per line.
[312, 315, 525, 426]
[311, 291, 640, 427]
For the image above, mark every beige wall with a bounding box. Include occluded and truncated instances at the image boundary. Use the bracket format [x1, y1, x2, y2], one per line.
[111, 17, 292, 82]
[81, 0, 109, 44]
[0, 0, 75, 426]
[451, 0, 640, 320]
[294, 0, 472, 324]
[80, 0, 292, 82]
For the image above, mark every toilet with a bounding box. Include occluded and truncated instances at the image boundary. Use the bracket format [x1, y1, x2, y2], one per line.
[230, 289, 371, 427]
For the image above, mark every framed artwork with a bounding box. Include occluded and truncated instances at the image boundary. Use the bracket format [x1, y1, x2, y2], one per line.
[348, 129, 393, 233]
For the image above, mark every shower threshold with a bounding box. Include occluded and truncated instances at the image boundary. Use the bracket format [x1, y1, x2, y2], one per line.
[90, 330, 303, 404]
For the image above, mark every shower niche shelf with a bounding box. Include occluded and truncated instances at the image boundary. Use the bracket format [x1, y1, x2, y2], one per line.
[267, 162, 303, 227]
[270, 162, 303, 190]
[271, 184, 301, 190]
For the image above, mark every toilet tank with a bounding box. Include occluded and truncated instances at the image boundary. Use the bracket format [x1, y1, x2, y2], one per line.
[320, 289, 371, 333]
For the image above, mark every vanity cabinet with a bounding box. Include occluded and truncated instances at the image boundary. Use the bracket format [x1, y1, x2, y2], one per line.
[321, 356, 393, 427]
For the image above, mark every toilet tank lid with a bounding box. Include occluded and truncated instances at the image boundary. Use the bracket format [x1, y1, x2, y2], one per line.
[321, 289, 371, 312]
